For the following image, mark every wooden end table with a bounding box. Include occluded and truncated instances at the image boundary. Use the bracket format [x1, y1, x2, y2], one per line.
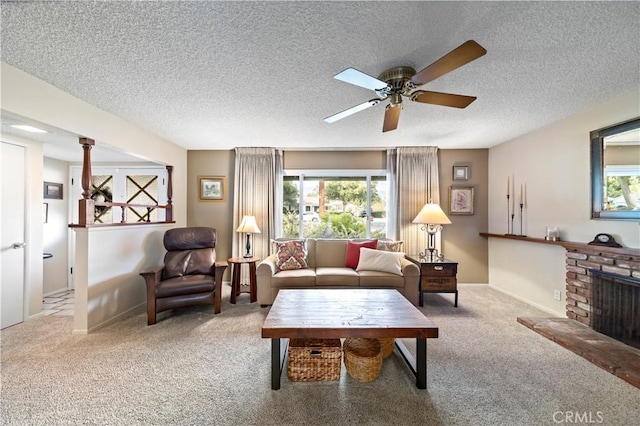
[406, 255, 458, 307]
[228, 256, 260, 304]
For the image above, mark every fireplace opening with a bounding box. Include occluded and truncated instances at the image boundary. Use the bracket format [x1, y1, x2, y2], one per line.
[589, 269, 640, 349]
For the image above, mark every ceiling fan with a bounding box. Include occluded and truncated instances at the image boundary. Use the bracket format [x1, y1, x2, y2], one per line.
[324, 40, 487, 132]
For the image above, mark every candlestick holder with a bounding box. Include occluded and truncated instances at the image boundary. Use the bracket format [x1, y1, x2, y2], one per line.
[505, 195, 512, 235]
[510, 213, 515, 236]
[517, 203, 526, 236]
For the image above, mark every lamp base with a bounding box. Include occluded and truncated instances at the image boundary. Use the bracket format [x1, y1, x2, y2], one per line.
[243, 233, 252, 258]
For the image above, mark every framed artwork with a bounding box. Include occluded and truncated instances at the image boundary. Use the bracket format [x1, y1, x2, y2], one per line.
[43, 182, 63, 199]
[198, 176, 226, 202]
[449, 186, 475, 215]
[43, 203, 48, 223]
[453, 165, 470, 181]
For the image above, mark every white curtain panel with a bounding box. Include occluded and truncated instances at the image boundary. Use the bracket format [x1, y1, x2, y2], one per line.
[232, 148, 283, 263]
[393, 146, 440, 256]
[386, 148, 398, 240]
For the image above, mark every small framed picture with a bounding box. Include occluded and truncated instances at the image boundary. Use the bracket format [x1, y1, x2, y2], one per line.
[453, 165, 470, 181]
[43, 182, 63, 199]
[449, 186, 475, 215]
[198, 176, 226, 202]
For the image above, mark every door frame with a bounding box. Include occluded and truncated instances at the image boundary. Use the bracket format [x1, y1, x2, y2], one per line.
[1, 136, 45, 323]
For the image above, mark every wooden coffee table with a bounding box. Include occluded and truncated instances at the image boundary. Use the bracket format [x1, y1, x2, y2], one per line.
[261, 289, 439, 390]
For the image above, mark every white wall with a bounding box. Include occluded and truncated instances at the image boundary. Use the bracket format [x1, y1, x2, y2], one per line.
[73, 225, 171, 333]
[43, 157, 69, 294]
[488, 87, 640, 316]
[1, 62, 188, 330]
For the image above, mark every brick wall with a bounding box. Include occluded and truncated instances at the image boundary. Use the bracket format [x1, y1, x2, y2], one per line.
[565, 246, 640, 325]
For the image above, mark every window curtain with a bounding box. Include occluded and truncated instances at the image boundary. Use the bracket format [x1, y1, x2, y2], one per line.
[233, 148, 282, 262]
[388, 146, 440, 256]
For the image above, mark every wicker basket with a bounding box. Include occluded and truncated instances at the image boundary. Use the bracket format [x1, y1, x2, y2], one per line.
[343, 338, 382, 383]
[378, 337, 395, 359]
[287, 339, 342, 382]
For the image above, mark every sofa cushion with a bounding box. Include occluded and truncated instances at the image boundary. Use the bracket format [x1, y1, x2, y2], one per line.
[377, 239, 404, 252]
[345, 239, 378, 269]
[272, 268, 317, 287]
[358, 270, 406, 288]
[316, 267, 360, 286]
[314, 239, 347, 268]
[356, 247, 404, 275]
[275, 240, 308, 271]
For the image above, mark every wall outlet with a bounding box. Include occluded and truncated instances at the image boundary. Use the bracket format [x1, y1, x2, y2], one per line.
[554, 289, 562, 301]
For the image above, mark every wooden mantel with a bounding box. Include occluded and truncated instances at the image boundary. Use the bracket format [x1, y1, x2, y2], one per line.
[479, 232, 640, 257]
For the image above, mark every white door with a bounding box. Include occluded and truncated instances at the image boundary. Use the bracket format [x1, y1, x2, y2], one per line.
[1, 142, 26, 329]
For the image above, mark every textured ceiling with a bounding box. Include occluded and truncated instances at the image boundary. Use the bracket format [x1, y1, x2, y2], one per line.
[1, 1, 639, 161]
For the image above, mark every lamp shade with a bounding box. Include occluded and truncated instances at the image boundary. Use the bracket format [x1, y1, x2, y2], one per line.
[236, 215, 261, 234]
[412, 203, 451, 225]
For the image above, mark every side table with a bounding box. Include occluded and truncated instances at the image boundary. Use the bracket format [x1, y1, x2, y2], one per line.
[228, 256, 260, 304]
[405, 255, 458, 307]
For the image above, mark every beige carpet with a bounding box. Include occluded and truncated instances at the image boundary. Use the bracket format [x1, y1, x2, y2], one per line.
[1, 285, 639, 425]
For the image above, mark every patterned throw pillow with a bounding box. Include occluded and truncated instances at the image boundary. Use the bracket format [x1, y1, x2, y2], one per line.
[275, 240, 308, 271]
[377, 240, 404, 252]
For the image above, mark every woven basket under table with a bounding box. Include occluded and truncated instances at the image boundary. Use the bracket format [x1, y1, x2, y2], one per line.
[343, 338, 382, 383]
[378, 337, 395, 359]
[287, 338, 342, 382]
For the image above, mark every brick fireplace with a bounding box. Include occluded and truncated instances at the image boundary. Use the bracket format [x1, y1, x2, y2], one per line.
[564, 243, 640, 346]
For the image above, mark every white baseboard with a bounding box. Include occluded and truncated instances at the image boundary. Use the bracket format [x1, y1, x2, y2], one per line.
[72, 302, 145, 335]
[488, 284, 565, 317]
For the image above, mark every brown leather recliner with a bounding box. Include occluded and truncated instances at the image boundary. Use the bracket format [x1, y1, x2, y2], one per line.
[140, 227, 227, 325]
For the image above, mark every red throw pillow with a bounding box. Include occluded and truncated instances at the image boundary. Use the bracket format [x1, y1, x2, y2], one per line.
[345, 239, 378, 269]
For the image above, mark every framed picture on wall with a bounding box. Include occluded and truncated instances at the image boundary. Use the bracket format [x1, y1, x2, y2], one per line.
[449, 186, 474, 215]
[43, 182, 63, 199]
[453, 165, 470, 181]
[198, 176, 226, 202]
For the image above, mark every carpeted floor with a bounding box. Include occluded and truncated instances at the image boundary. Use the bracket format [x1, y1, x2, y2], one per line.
[1, 285, 639, 425]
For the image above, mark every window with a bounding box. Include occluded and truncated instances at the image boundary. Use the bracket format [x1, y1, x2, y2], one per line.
[282, 171, 388, 239]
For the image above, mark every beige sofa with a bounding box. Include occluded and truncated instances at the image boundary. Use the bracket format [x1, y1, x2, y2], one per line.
[256, 238, 420, 306]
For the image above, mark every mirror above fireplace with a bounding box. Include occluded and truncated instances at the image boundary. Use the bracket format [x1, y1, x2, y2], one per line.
[590, 117, 640, 220]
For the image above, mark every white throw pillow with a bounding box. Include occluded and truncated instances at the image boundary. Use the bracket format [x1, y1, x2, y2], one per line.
[356, 247, 404, 276]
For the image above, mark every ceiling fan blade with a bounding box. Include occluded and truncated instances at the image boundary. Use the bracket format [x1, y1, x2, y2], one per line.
[411, 91, 477, 108]
[324, 99, 381, 123]
[382, 104, 401, 132]
[334, 68, 390, 91]
[410, 40, 487, 87]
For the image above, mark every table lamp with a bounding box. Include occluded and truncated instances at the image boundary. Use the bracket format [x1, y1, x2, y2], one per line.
[236, 215, 261, 258]
[412, 203, 451, 261]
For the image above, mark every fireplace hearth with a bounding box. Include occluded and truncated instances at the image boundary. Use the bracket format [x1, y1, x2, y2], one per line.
[590, 269, 640, 349]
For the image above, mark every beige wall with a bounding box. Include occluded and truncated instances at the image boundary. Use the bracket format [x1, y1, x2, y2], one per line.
[439, 149, 489, 283]
[43, 157, 70, 294]
[284, 150, 386, 170]
[187, 150, 235, 278]
[187, 148, 489, 284]
[487, 87, 640, 316]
